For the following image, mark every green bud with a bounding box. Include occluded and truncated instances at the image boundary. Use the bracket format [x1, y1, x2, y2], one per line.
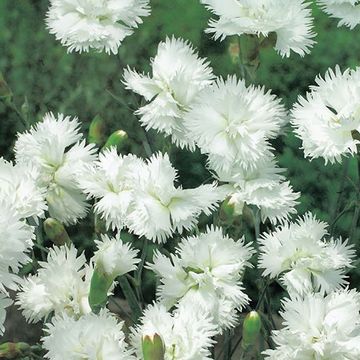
[88, 115, 106, 145]
[102, 130, 128, 151]
[0, 342, 30, 359]
[0, 73, 12, 100]
[88, 266, 113, 314]
[241, 311, 262, 350]
[43, 218, 71, 246]
[142, 333, 165, 360]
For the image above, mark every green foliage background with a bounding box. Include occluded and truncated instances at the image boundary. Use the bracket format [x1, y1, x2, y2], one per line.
[0, 0, 360, 348]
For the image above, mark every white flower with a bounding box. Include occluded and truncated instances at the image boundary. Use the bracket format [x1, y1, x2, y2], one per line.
[42, 309, 135, 360]
[147, 226, 254, 330]
[15, 112, 97, 224]
[78, 148, 144, 230]
[127, 153, 226, 242]
[17, 244, 91, 322]
[131, 303, 217, 360]
[93, 234, 140, 279]
[0, 294, 12, 336]
[200, 0, 315, 57]
[184, 76, 287, 171]
[291, 66, 360, 164]
[264, 290, 360, 359]
[215, 155, 300, 224]
[124, 37, 214, 149]
[0, 159, 47, 220]
[258, 213, 355, 297]
[46, 0, 150, 54]
[0, 201, 34, 293]
[318, 0, 360, 29]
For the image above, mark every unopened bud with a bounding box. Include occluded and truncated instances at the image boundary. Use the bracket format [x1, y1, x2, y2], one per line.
[102, 130, 128, 151]
[88, 115, 106, 145]
[43, 218, 71, 246]
[241, 311, 261, 350]
[0, 342, 30, 359]
[142, 333, 165, 360]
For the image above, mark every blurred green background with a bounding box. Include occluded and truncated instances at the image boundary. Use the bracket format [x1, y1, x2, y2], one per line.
[0, 0, 360, 348]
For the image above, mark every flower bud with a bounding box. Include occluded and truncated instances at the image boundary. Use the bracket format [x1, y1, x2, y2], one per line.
[43, 218, 71, 246]
[241, 311, 261, 350]
[88, 115, 106, 145]
[142, 333, 165, 360]
[102, 130, 128, 151]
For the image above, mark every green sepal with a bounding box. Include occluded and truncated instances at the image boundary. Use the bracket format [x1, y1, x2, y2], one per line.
[88, 266, 113, 314]
[142, 334, 165, 360]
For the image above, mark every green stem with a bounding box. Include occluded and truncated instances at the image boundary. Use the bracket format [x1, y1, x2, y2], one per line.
[119, 276, 142, 322]
[136, 238, 149, 307]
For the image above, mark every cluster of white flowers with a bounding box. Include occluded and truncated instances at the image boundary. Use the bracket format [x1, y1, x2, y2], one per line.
[15, 113, 97, 224]
[125, 39, 300, 223]
[200, 0, 316, 57]
[318, 0, 360, 29]
[1, 1, 360, 359]
[131, 303, 217, 359]
[148, 226, 254, 330]
[292, 66, 360, 164]
[46, 0, 151, 54]
[80, 149, 226, 242]
[259, 213, 355, 296]
[264, 290, 360, 359]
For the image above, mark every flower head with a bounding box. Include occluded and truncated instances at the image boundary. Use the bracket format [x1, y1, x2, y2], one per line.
[0, 159, 47, 220]
[131, 303, 217, 360]
[201, 0, 315, 57]
[17, 244, 91, 322]
[93, 234, 139, 279]
[78, 148, 144, 230]
[148, 226, 254, 330]
[124, 37, 214, 149]
[258, 213, 355, 297]
[127, 153, 226, 242]
[318, 0, 360, 29]
[15, 112, 97, 224]
[0, 294, 12, 336]
[46, 0, 150, 54]
[215, 155, 300, 224]
[184, 76, 287, 171]
[291, 66, 360, 164]
[42, 309, 135, 360]
[0, 201, 34, 293]
[264, 290, 360, 359]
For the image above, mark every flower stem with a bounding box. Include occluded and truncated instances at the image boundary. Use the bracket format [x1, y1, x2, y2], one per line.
[119, 275, 142, 322]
